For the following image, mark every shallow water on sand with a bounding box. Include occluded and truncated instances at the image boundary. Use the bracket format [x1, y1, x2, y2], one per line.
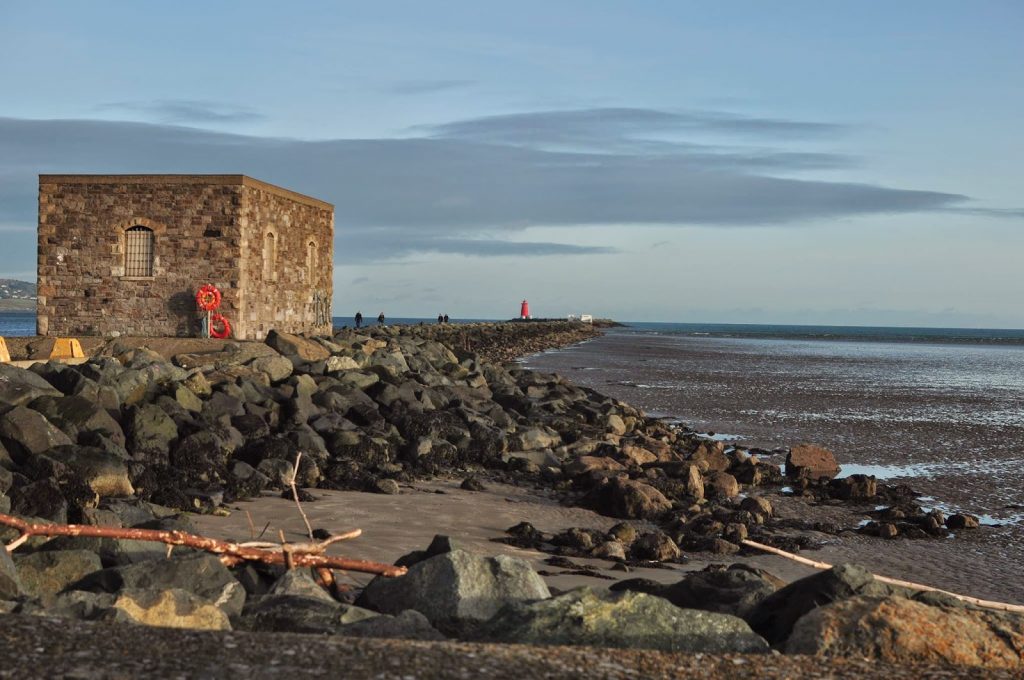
[524, 328, 1024, 601]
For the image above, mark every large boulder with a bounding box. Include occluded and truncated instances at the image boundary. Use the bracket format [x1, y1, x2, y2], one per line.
[249, 355, 294, 383]
[14, 549, 104, 598]
[172, 385, 203, 413]
[68, 553, 246, 617]
[657, 565, 781, 619]
[355, 549, 550, 635]
[332, 370, 380, 391]
[325, 356, 360, 373]
[201, 391, 245, 421]
[43, 447, 134, 497]
[126, 404, 178, 462]
[946, 513, 980, 530]
[0, 406, 73, 460]
[785, 443, 840, 480]
[109, 588, 231, 630]
[0, 364, 62, 406]
[746, 563, 900, 646]
[585, 478, 673, 520]
[563, 456, 626, 478]
[481, 587, 769, 653]
[265, 330, 331, 362]
[8, 478, 73, 523]
[703, 471, 739, 499]
[367, 350, 410, 375]
[105, 369, 159, 406]
[691, 441, 731, 472]
[786, 595, 1024, 669]
[684, 463, 705, 501]
[631, 531, 682, 562]
[828, 474, 877, 500]
[28, 395, 125, 446]
[170, 430, 236, 482]
[509, 427, 561, 451]
[739, 495, 773, 518]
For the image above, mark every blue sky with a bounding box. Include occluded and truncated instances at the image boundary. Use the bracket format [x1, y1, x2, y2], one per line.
[1, 1, 1021, 325]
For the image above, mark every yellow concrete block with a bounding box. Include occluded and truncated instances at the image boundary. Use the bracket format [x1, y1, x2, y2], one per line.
[50, 337, 85, 359]
[0, 337, 9, 363]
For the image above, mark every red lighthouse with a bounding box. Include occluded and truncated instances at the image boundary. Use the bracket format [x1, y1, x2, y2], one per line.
[520, 300, 530, 319]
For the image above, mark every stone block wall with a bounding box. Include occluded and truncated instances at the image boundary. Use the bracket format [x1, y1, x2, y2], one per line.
[36, 175, 334, 340]
[239, 181, 334, 340]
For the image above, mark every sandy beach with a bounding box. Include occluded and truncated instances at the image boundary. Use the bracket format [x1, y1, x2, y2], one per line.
[192, 474, 1024, 605]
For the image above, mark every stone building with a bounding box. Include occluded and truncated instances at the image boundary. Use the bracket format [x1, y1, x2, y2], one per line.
[37, 174, 334, 340]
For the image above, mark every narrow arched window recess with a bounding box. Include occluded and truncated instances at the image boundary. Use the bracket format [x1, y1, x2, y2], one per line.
[124, 226, 154, 277]
[306, 240, 318, 283]
[263, 231, 277, 282]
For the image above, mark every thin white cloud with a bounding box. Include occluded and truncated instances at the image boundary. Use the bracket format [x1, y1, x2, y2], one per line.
[96, 99, 265, 125]
[0, 110, 984, 273]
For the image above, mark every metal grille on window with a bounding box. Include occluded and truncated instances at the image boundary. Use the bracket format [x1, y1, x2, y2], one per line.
[125, 226, 154, 277]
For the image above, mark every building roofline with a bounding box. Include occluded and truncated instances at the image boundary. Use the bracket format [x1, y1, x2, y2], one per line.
[38, 174, 333, 210]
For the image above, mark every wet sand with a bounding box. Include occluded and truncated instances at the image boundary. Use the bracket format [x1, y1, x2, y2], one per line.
[193, 477, 1024, 605]
[524, 330, 1024, 605]
[195, 479, 741, 592]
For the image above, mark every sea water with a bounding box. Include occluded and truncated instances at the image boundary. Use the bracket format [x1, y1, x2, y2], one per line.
[0, 313, 494, 337]
[524, 322, 1024, 521]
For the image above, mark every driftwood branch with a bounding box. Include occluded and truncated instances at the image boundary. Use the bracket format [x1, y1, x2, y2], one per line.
[0, 512, 406, 578]
[289, 452, 315, 541]
[741, 539, 1024, 613]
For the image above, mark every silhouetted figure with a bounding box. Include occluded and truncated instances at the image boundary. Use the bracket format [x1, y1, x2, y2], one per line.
[377, 312, 385, 326]
[438, 314, 444, 324]
[355, 311, 363, 329]
[443, 314, 449, 323]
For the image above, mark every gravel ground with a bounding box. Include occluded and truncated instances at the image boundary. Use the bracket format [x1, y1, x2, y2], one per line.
[0, 614, 1010, 680]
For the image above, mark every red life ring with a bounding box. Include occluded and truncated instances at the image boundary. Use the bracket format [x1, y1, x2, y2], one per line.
[209, 313, 232, 339]
[196, 284, 222, 311]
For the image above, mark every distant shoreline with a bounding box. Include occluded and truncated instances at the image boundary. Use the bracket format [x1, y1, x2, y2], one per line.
[0, 301, 35, 312]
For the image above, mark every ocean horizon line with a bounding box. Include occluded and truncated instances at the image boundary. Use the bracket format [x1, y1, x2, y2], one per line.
[1, 309, 1021, 343]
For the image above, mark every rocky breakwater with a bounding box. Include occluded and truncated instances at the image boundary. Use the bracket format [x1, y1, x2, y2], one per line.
[335, 319, 601, 364]
[0, 320, 1019, 669]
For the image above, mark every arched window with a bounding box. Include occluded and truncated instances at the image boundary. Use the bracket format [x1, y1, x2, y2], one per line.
[263, 231, 277, 282]
[306, 240, 318, 283]
[124, 226, 154, 277]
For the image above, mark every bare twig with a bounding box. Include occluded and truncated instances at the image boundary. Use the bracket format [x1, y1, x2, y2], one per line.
[741, 539, 1024, 613]
[236, 530, 360, 553]
[279, 529, 294, 570]
[290, 452, 315, 540]
[6, 533, 29, 552]
[0, 512, 406, 578]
